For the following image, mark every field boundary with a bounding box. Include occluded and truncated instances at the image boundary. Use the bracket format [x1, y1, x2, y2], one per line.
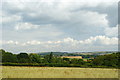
[1, 78, 119, 80]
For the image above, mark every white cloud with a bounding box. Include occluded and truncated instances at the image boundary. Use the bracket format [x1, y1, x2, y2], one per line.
[2, 14, 21, 23]
[70, 11, 109, 27]
[80, 36, 118, 45]
[7, 40, 19, 45]
[1, 35, 118, 53]
[26, 40, 41, 45]
[104, 25, 118, 37]
[1, 35, 118, 46]
[62, 36, 118, 45]
[15, 22, 39, 30]
[1, 0, 118, 53]
[2, 40, 19, 45]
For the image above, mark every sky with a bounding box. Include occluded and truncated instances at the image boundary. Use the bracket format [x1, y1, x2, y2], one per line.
[1, 0, 119, 53]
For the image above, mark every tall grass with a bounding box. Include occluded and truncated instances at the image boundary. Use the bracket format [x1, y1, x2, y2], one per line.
[2, 66, 119, 78]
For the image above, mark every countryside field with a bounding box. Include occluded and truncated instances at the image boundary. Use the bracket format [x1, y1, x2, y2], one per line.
[1, 66, 119, 78]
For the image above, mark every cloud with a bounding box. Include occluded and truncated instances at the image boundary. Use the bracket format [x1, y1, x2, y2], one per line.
[2, 35, 118, 46]
[80, 36, 118, 45]
[1, 0, 118, 53]
[104, 25, 118, 37]
[2, 40, 19, 45]
[2, 14, 21, 24]
[15, 22, 39, 30]
[1, 35, 118, 53]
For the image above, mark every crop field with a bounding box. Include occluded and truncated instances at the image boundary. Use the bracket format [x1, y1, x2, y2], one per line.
[1, 66, 119, 78]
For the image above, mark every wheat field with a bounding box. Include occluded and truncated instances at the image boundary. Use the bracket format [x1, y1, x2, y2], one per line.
[1, 66, 119, 78]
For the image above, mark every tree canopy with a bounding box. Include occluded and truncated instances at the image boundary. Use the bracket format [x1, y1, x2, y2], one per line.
[0, 49, 119, 68]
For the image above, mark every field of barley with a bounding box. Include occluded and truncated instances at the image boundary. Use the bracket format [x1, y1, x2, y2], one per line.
[1, 66, 119, 78]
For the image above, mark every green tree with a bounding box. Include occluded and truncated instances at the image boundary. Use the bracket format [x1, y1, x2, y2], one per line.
[49, 52, 53, 63]
[29, 53, 41, 63]
[43, 52, 55, 63]
[17, 53, 31, 63]
[0, 49, 5, 62]
[2, 52, 18, 63]
[92, 53, 119, 68]
[70, 59, 78, 64]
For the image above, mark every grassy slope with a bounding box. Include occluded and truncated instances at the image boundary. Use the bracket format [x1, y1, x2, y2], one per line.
[2, 66, 119, 78]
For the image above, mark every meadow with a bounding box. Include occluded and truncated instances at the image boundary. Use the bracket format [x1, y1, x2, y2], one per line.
[1, 66, 119, 78]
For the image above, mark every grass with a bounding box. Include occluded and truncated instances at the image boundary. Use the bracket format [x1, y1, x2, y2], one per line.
[1, 66, 119, 78]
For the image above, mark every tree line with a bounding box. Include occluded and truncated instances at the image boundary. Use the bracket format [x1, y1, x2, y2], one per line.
[0, 49, 119, 68]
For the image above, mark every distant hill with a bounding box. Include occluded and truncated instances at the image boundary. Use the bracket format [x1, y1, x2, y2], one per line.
[38, 52, 69, 56]
[73, 51, 117, 55]
[37, 51, 117, 56]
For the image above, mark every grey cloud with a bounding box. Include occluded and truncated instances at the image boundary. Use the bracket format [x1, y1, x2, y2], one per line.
[73, 2, 118, 27]
[1, 1, 118, 52]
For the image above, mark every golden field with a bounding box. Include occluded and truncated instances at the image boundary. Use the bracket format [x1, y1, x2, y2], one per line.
[1, 66, 119, 78]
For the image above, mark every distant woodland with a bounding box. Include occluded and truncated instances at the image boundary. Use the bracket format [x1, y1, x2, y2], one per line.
[0, 49, 119, 68]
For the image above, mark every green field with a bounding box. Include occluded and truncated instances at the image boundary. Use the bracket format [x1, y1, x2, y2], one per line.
[1, 66, 119, 78]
